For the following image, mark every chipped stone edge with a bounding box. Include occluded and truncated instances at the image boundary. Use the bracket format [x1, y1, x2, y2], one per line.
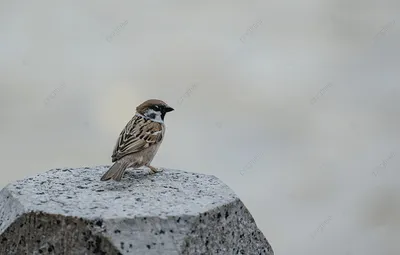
[0, 186, 26, 234]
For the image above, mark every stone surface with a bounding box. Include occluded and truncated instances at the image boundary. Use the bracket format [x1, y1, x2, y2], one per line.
[0, 166, 274, 255]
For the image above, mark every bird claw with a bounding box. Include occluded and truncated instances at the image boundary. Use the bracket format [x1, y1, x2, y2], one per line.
[148, 166, 164, 174]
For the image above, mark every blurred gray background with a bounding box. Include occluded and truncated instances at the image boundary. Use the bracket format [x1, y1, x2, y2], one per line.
[1, 1, 399, 254]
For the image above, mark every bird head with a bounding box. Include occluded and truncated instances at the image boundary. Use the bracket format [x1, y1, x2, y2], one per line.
[136, 99, 174, 122]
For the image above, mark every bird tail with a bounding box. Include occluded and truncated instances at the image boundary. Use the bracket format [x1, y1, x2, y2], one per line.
[100, 161, 130, 181]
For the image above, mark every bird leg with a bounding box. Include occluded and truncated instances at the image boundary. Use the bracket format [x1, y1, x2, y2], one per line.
[147, 165, 163, 174]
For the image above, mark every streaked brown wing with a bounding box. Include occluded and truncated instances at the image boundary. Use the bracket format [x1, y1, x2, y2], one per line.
[111, 115, 164, 162]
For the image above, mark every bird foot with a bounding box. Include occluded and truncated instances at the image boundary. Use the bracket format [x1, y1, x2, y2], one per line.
[148, 166, 164, 174]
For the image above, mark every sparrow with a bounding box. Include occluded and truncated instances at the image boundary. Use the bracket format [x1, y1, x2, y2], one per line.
[100, 99, 174, 181]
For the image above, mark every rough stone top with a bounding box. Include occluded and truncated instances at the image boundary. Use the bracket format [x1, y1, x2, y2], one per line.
[4, 166, 238, 220]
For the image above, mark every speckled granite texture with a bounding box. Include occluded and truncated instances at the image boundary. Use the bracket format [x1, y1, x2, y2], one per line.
[0, 166, 274, 255]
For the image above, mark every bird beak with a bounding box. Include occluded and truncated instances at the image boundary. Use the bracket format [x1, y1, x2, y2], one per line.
[165, 106, 174, 112]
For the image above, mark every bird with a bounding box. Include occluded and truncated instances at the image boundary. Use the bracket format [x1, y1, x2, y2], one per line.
[100, 99, 174, 181]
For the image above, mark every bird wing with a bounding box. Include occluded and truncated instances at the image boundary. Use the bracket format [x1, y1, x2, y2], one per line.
[111, 115, 164, 162]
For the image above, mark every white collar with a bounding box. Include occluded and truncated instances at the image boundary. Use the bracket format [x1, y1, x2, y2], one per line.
[135, 113, 164, 124]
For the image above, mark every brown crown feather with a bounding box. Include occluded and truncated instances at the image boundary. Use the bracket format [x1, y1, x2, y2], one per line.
[136, 99, 168, 114]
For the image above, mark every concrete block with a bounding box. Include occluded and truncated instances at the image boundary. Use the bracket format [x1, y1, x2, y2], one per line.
[0, 166, 274, 254]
